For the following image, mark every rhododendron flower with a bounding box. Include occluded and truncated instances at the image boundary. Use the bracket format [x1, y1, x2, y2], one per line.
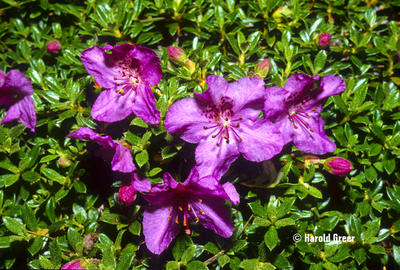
[66, 127, 135, 173]
[46, 40, 61, 53]
[81, 44, 162, 124]
[0, 69, 36, 131]
[165, 75, 284, 180]
[143, 168, 239, 254]
[263, 73, 345, 154]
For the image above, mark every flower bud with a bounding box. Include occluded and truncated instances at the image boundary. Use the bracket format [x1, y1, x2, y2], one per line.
[58, 155, 72, 168]
[46, 40, 62, 54]
[117, 184, 137, 206]
[254, 59, 271, 78]
[318, 33, 331, 48]
[167, 46, 187, 65]
[184, 59, 196, 74]
[61, 259, 88, 270]
[323, 157, 352, 176]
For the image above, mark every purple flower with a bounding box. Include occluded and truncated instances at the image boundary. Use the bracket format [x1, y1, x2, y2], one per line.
[318, 33, 331, 48]
[118, 184, 137, 205]
[324, 157, 352, 176]
[0, 70, 36, 131]
[46, 40, 61, 54]
[66, 127, 135, 173]
[263, 73, 346, 154]
[142, 168, 239, 254]
[61, 259, 87, 269]
[165, 75, 284, 180]
[81, 44, 162, 125]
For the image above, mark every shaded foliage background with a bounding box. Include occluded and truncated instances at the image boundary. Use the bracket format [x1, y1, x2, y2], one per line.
[1, 0, 400, 269]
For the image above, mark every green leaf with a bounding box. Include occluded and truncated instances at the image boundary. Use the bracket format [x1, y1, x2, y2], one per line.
[103, 245, 116, 268]
[275, 218, 295, 228]
[383, 151, 396, 175]
[41, 167, 65, 185]
[45, 197, 56, 223]
[67, 227, 82, 251]
[172, 235, 192, 261]
[4, 174, 19, 187]
[218, 255, 230, 268]
[39, 255, 55, 269]
[181, 245, 196, 264]
[73, 180, 87, 193]
[394, 245, 400, 266]
[50, 239, 62, 268]
[135, 150, 148, 168]
[204, 242, 219, 254]
[161, 146, 178, 160]
[28, 237, 43, 256]
[3, 216, 25, 236]
[186, 261, 208, 270]
[264, 226, 278, 251]
[226, 34, 240, 56]
[22, 203, 38, 231]
[248, 201, 268, 219]
[313, 50, 327, 74]
[351, 85, 368, 111]
[166, 261, 180, 270]
[130, 117, 148, 128]
[129, 221, 141, 236]
[0, 157, 19, 174]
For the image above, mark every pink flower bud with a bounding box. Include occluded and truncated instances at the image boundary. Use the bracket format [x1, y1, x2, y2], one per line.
[318, 33, 331, 48]
[117, 184, 137, 206]
[61, 259, 87, 269]
[46, 40, 62, 54]
[255, 59, 271, 78]
[324, 157, 352, 176]
[167, 46, 187, 65]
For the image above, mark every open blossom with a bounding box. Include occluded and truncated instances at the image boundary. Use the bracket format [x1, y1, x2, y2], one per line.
[0, 70, 36, 131]
[263, 73, 345, 154]
[165, 75, 284, 180]
[81, 44, 162, 125]
[143, 168, 239, 254]
[66, 127, 135, 173]
[46, 40, 61, 53]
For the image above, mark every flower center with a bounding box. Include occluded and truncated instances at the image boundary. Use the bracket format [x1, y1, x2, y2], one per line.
[288, 105, 317, 133]
[112, 58, 139, 96]
[167, 188, 205, 235]
[201, 98, 243, 147]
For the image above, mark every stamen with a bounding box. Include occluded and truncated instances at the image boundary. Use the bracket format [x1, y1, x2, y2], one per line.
[212, 135, 216, 138]
[195, 217, 199, 223]
[310, 129, 314, 132]
[175, 218, 179, 224]
[188, 204, 191, 211]
[239, 138, 243, 142]
[312, 108, 317, 111]
[168, 206, 171, 211]
[301, 106, 305, 109]
[183, 220, 187, 226]
[216, 142, 220, 147]
[226, 140, 229, 144]
[203, 126, 208, 130]
[238, 116, 242, 120]
[199, 199, 202, 204]
[221, 134, 226, 139]
[114, 77, 117, 80]
[199, 210, 205, 215]
[236, 123, 240, 127]
[167, 215, 172, 221]
[179, 206, 183, 211]
[224, 118, 228, 121]
[116, 83, 119, 86]
[294, 125, 298, 129]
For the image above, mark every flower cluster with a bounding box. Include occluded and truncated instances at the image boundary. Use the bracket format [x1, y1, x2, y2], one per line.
[62, 43, 347, 256]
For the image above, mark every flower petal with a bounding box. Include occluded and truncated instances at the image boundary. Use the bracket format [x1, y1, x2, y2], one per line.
[130, 46, 162, 86]
[313, 75, 346, 102]
[291, 114, 336, 154]
[204, 75, 230, 105]
[81, 45, 132, 90]
[263, 86, 292, 120]
[16, 95, 36, 132]
[165, 97, 212, 143]
[131, 172, 151, 193]
[131, 83, 160, 125]
[226, 77, 265, 118]
[222, 182, 240, 204]
[91, 88, 135, 123]
[143, 204, 181, 254]
[66, 127, 114, 148]
[238, 118, 284, 162]
[194, 195, 234, 238]
[112, 142, 136, 173]
[3, 70, 33, 96]
[195, 137, 240, 180]
[284, 73, 319, 96]
[0, 70, 6, 86]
